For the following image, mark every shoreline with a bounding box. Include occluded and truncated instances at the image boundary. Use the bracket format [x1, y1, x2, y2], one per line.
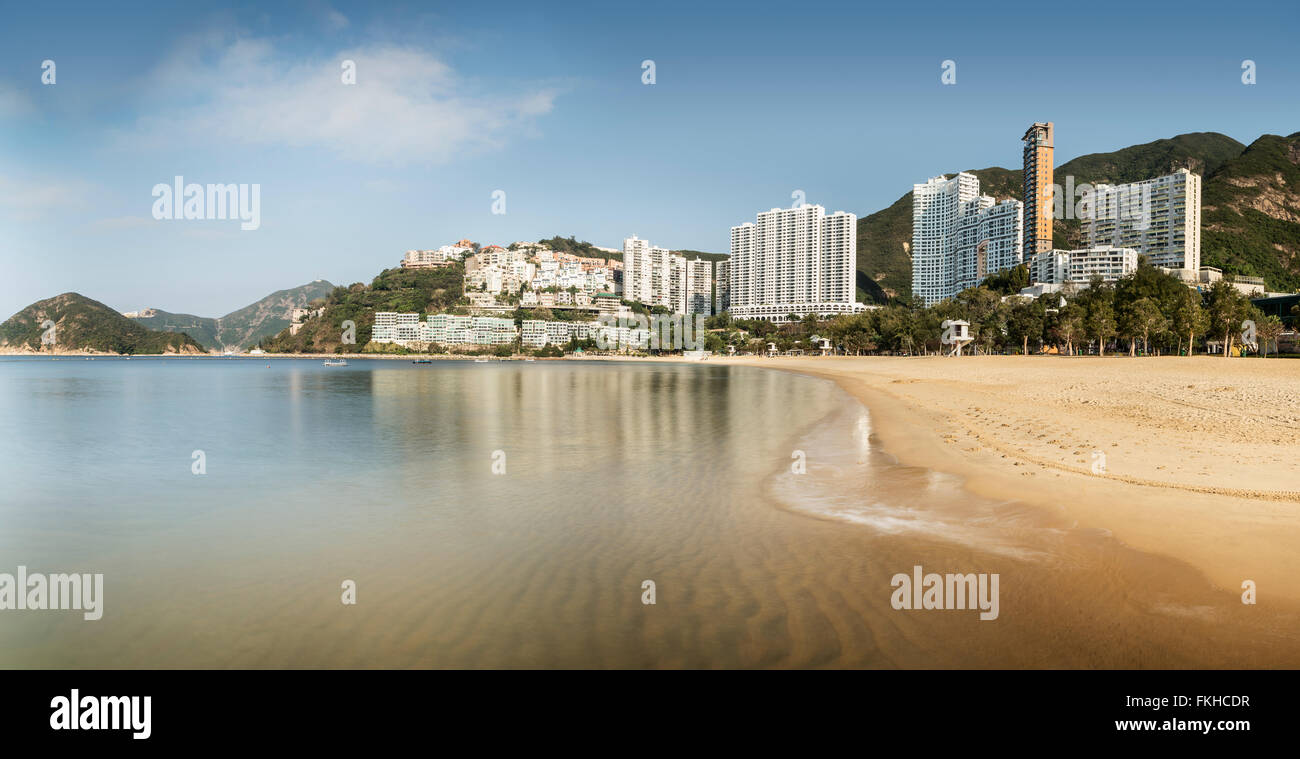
[11, 349, 1300, 665]
[14, 350, 1299, 608]
[728, 354, 1300, 606]
[0, 351, 691, 360]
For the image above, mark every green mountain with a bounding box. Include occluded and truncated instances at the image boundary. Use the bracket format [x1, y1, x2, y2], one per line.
[1201, 132, 1300, 292]
[127, 309, 221, 347]
[130, 279, 335, 350]
[260, 265, 464, 353]
[0, 293, 205, 354]
[856, 132, 1252, 302]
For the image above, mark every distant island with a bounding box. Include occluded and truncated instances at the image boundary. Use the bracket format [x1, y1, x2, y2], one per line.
[126, 280, 335, 351]
[0, 293, 205, 355]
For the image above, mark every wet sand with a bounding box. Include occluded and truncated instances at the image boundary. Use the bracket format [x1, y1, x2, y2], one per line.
[730, 354, 1300, 667]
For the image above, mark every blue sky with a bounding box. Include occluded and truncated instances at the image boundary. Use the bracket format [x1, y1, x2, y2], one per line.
[2, 0, 1297, 318]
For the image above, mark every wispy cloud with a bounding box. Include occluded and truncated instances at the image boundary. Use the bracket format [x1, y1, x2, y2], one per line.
[117, 34, 558, 165]
[0, 84, 34, 120]
[325, 9, 350, 31]
[90, 216, 156, 231]
[0, 175, 92, 220]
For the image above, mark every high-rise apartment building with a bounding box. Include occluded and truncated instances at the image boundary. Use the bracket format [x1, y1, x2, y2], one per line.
[1022, 122, 1054, 258]
[622, 235, 654, 303]
[728, 204, 860, 322]
[668, 255, 687, 314]
[913, 173, 978, 305]
[622, 235, 714, 314]
[713, 259, 730, 314]
[957, 197, 1023, 293]
[912, 173, 1023, 305]
[1081, 168, 1202, 271]
[686, 258, 713, 315]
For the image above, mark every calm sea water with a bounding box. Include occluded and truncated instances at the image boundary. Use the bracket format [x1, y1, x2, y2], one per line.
[0, 357, 849, 667]
[2, 357, 1297, 668]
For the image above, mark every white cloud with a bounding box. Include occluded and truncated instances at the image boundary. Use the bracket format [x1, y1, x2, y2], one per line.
[119, 35, 557, 165]
[325, 9, 350, 30]
[0, 175, 92, 220]
[0, 85, 34, 119]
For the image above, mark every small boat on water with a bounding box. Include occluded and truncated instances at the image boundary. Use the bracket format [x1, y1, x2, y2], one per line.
[323, 358, 348, 367]
[473, 357, 490, 363]
[412, 358, 433, 364]
[524, 358, 536, 362]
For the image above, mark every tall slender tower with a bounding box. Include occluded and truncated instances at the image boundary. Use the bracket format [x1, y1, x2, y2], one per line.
[1022, 122, 1054, 257]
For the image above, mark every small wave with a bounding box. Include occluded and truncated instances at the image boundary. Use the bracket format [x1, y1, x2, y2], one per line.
[768, 393, 1058, 563]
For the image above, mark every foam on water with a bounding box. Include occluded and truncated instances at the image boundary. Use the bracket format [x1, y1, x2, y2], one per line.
[768, 395, 1059, 562]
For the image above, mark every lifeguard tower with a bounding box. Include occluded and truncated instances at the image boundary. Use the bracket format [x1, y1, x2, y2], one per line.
[766, 342, 778, 357]
[940, 319, 973, 356]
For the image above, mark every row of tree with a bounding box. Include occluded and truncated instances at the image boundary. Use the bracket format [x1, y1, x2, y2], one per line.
[704, 263, 1291, 357]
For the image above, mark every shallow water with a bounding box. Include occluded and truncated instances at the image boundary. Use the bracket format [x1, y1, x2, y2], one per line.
[0, 357, 1296, 668]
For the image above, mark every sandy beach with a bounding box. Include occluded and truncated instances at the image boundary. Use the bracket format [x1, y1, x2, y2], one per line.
[728, 354, 1300, 608]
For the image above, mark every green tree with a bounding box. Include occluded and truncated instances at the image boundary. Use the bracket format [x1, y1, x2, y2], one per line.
[1078, 279, 1117, 356]
[1206, 280, 1250, 357]
[1256, 315, 1284, 357]
[1006, 298, 1045, 355]
[1125, 297, 1165, 355]
[1053, 302, 1084, 356]
[1171, 287, 1208, 355]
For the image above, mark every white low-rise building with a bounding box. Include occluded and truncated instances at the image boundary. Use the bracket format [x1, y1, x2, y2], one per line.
[377, 312, 517, 346]
[373, 312, 421, 343]
[401, 245, 467, 269]
[544, 322, 570, 346]
[472, 316, 516, 345]
[1068, 246, 1138, 283]
[521, 319, 603, 349]
[521, 320, 548, 348]
[1025, 246, 1138, 287]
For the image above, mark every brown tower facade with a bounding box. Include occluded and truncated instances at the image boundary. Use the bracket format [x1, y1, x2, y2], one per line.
[1022, 122, 1054, 257]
